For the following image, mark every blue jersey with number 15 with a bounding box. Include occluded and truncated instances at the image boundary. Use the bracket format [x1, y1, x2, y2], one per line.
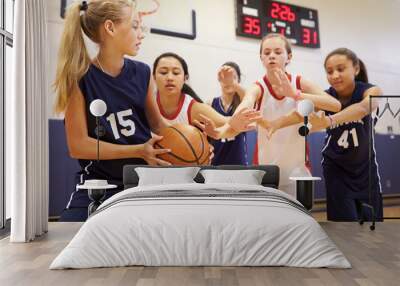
[77, 58, 151, 186]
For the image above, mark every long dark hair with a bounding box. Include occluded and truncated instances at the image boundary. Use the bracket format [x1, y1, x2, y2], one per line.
[153, 52, 203, 103]
[324, 48, 369, 83]
[221, 61, 242, 113]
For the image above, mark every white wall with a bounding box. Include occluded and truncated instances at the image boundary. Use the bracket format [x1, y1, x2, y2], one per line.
[46, 0, 400, 121]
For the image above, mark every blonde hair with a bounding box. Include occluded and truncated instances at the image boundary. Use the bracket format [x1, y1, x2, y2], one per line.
[54, 0, 135, 114]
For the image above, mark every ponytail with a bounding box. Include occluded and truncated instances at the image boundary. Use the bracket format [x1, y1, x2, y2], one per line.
[231, 94, 241, 112]
[53, 0, 135, 114]
[356, 59, 369, 83]
[54, 2, 91, 114]
[182, 83, 203, 103]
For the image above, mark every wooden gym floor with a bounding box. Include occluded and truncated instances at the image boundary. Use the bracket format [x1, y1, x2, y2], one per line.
[1, 219, 400, 286]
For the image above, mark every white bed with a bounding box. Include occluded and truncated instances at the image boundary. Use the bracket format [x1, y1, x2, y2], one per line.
[50, 182, 351, 269]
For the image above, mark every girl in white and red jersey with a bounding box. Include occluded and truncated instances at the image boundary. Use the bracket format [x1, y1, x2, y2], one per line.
[152, 52, 260, 136]
[197, 33, 341, 197]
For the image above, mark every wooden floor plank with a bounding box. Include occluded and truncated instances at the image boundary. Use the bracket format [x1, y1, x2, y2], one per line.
[0, 222, 399, 286]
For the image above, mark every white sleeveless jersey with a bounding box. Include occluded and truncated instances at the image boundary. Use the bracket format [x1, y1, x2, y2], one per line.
[156, 92, 196, 125]
[254, 74, 310, 197]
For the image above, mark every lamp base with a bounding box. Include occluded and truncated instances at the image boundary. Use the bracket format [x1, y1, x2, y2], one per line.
[87, 188, 106, 216]
[296, 180, 314, 210]
[289, 177, 321, 211]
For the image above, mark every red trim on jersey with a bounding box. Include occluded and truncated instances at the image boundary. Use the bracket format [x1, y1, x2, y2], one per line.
[263, 76, 285, 101]
[187, 99, 195, 125]
[253, 139, 259, 165]
[157, 92, 185, 120]
[296, 75, 302, 91]
[305, 141, 312, 172]
[285, 72, 292, 82]
[254, 82, 264, 111]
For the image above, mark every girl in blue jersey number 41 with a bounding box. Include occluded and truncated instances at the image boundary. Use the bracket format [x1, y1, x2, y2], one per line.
[309, 48, 383, 222]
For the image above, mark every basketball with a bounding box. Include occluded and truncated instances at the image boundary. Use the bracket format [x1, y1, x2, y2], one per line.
[154, 123, 211, 165]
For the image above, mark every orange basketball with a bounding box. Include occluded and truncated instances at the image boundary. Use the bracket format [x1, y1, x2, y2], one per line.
[154, 123, 210, 166]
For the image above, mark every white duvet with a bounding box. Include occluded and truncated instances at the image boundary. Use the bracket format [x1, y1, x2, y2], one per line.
[50, 183, 351, 269]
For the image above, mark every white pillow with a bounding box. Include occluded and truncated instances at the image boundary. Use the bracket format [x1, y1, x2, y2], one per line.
[135, 167, 200, 186]
[200, 169, 266, 185]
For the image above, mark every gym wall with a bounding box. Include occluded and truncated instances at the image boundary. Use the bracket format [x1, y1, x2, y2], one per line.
[45, 0, 400, 119]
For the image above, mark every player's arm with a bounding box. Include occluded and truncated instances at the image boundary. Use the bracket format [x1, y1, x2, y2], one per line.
[194, 84, 261, 139]
[65, 85, 143, 160]
[309, 86, 382, 131]
[233, 82, 246, 100]
[260, 77, 341, 136]
[144, 76, 170, 133]
[299, 77, 341, 112]
[270, 109, 303, 130]
[260, 79, 341, 134]
[256, 108, 303, 139]
[65, 85, 170, 165]
[191, 102, 228, 127]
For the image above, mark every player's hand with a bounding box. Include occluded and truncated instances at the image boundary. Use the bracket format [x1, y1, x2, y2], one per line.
[309, 111, 330, 132]
[258, 118, 278, 139]
[193, 115, 221, 140]
[141, 134, 171, 166]
[207, 144, 214, 165]
[218, 66, 236, 86]
[228, 108, 262, 133]
[269, 67, 296, 98]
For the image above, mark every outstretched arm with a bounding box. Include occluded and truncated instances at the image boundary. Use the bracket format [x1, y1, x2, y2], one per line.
[258, 109, 303, 138]
[269, 68, 341, 112]
[299, 77, 341, 112]
[194, 84, 262, 139]
[191, 102, 228, 127]
[194, 108, 261, 139]
[309, 86, 382, 132]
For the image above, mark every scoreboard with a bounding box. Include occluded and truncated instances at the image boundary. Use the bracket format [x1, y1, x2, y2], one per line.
[236, 0, 320, 48]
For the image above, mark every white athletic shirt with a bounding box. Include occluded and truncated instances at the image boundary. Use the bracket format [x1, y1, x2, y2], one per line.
[254, 74, 310, 197]
[156, 92, 196, 125]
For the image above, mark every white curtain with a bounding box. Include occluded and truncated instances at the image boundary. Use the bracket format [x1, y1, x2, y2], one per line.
[8, 0, 49, 242]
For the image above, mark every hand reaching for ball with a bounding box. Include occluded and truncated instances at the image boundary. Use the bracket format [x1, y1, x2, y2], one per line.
[141, 135, 172, 166]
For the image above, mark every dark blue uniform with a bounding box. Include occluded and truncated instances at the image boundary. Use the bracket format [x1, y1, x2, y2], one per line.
[322, 81, 383, 221]
[210, 97, 248, 165]
[60, 59, 151, 221]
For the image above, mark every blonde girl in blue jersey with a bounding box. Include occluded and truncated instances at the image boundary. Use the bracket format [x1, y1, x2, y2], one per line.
[54, 0, 171, 221]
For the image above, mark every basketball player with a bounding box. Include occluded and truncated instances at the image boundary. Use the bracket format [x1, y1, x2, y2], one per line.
[209, 62, 250, 165]
[197, 34, 341, 197]
[309, 48, 383, 221]
[54, 1, 170, 221]
[152, 52, 262, 148]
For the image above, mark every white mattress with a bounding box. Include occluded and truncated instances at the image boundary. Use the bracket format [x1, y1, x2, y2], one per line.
[50, 183, 351, 269]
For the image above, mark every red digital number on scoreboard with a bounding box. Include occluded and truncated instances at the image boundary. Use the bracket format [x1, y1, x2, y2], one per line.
[243, 16, 261, 36]
[302, 28, 318, 45]
[270, 2, 296, 22]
